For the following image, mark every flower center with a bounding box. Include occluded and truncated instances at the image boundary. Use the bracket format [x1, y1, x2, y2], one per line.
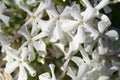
[79, 21, 84, 26]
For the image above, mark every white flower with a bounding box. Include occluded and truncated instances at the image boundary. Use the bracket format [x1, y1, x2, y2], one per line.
[39, 64, 56, 80]
[97, 14, 119, 55]
[18, 0, 52, 35]
[0, 1, 10, 26]
[18, 25, 46, 61]
[39, 72, 52, 80]
[83, 13, 118, 55]
[4, 47, 36, 80]
[38, 2, 71, 43]
[67, 56, 89, 80]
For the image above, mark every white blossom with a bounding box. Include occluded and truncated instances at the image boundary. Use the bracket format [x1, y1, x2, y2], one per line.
[4, 47, 36, 80]
[18, 25, 46, 61]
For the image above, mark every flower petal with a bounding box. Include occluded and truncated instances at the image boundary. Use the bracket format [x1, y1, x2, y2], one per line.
[70, 4, 82, 21]
[81, 0, 92, 8]
[5, 61, 19, 73]
[95, 0, 110, 10]
[23, 62, 36, 77]
[105, 30, 119, 40]
[0, 1, 6, 12]
[34, 1, 45, 16]
[82, 7, 98, 21]
[77, 64, 89, 79]
[49, 64, 56, 80]
[21, 47, 28, 61]
[67, 67, 76, 79]
[0, 14, 10, 26]
[98, 21, 109, 33]
[19, 4, 32, 15]
[33, 40, 46, 57]
[18, 65, 27, 80]
[71, 56, 84, 67]
[18, 25, 30, 40]
[75, 27, 86, 44]
[39, 72, 52, 80]
[61, 19, 78, 32]
[98, 38, 108, 55]
[0, 32, 9, 43]
[50, 21, 64, 42]
[60, 6, 71, 17]
[28, 45, 35, 61]
[84, 23, 98, 39]
[84, 37, 94, 52]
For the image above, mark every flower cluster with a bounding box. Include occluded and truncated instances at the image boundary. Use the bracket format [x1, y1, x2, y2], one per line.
[0, 0, 120, 80]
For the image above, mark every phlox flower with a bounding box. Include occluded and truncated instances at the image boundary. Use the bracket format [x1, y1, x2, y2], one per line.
[39, 64, 56, 80]
[18, 0, 52, 35]
[4, 47, 36, 80]
[18, 25, 46, 61]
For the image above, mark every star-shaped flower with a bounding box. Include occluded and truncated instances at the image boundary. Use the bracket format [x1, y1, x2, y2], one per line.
[4, 47, 36, 80]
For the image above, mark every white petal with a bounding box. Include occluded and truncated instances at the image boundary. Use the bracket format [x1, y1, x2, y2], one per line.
[34, 1, 45, 16]
[54, 43, 66, 56]
[84, 23, 98, 39]
[0, 32, 9, 43]
[18, 25, 30, 40]
[98, 21, 109, 33]
[0, 1, 6, 12]
[21, 47, 28, 61]
[33, 32, 48, 40]
[98, 14, 111, 23]
[46, 6, 58, 19]
[33, 40, 46, 57]
[75, 27, 86, 44]
[44, 0, 53, 9]
[60, 6, 71, 17]
[84, 38, 94, 52]
[95, 0, 110, 10]
[66, 27, 86, 58]
[0, 14, 10, 26]
[5, 61, 19, 73]
[23, 62, 36, 76]
[105, 30, 119, 40]
[81, 0, 92, 8]
[98, 76, 109, 80]
[98, 38, 108, 55]
[38, 20, 54, 33]
[39, 72, 52, 80]
[19, 4, 32, 15]
[18, 65, 27, 80]
[49, 64, 56, 80]
[103, 6, 112, 14]
[61, 19, 78, 32]
[28, 45, 35, 61]
[26, 0, 37, 5]
[77, 64, 89, 79]
[61, 59, 70, 71]
[67, 67, 76, 79]
[31, 20, 38, 35]
[70, 4, 82, 20]
[6, 49, 20, 60]
[82, 7, 98, 21]
[50, 21, 64, 42]
[71, 56, 84, 67]
[79, 45, 90, 64]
